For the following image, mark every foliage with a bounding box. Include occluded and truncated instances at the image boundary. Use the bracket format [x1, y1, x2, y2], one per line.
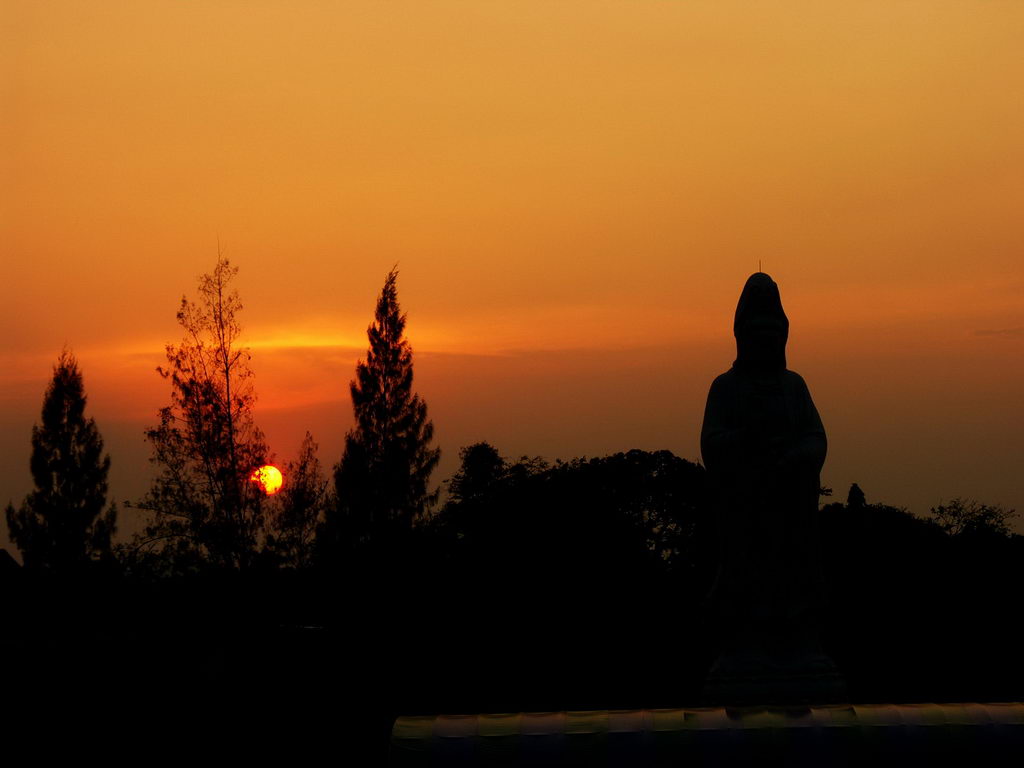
[266, 432, 329, 569]
[569, 449, 708, 567]
[436, 445, 709, 580]
[324, 268, 440, 556]
[929, 497, 1017, 539]
[5, 349, 117, 570]
[133, 257, 269, 572]
[448, 442, 506, 505]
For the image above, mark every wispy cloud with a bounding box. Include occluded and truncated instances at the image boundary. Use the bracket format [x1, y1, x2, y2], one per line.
[973, 327, 1024, 339]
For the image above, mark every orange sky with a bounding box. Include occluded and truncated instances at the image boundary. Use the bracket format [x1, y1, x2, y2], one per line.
[3, 1, 1023, 547]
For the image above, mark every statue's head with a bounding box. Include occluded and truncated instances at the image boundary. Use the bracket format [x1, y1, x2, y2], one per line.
[733, 272, 788, 370]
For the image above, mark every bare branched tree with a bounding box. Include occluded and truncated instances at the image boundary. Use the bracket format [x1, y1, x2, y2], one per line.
[930, 498, 1017, 538]
[131, 257, 269, 572]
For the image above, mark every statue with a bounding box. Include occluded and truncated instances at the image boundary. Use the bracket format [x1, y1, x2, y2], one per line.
[700, 272, 845, 704]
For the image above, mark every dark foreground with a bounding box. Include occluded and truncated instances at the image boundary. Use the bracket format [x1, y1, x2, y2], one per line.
[6, 554, 1024, 766]
[393, 706, 1024, 767]
[6, 493, 1024, 765]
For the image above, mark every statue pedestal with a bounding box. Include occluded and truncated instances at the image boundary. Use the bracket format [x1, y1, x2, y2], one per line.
[392, 704, 1024, 766]
[702, 618, 848, 706]
[703, 647, 847, 706]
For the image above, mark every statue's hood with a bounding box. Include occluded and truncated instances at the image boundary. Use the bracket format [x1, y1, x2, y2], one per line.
[733, 272, 788, 370]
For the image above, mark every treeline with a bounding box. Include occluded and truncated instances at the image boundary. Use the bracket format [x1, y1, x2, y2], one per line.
[2, 259, 1021, 761]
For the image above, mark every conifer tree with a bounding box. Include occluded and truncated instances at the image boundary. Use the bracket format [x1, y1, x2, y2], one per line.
[266, 431, 328, 569]
[327, 268, 440, 554]
[5, 350, 117, 570]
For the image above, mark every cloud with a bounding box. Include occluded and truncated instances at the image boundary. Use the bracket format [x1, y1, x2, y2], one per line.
[973, 327, 1024, 339]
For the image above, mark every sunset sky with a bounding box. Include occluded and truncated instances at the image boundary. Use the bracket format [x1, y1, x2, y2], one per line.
[3, 1, 1022, 550]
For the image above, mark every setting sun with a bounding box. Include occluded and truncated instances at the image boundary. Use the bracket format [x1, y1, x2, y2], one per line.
[251, 465, 284, 496]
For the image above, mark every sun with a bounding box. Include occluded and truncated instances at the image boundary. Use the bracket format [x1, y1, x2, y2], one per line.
[250, 464, 284, 495]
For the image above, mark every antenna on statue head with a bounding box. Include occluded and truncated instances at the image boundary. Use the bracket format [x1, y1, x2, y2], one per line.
[759, 259, 762, 273]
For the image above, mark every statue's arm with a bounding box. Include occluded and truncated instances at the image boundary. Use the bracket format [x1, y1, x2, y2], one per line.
[780, 374, 827, 472]
[700, 375, 744, 471]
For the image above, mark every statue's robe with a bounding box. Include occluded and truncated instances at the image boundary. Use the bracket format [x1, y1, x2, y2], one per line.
[701, 366, 826, 632]
[700, 273, 841, 702]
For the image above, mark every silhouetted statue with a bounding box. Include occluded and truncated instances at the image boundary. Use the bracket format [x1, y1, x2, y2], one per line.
[701, 272, 844, 704]
[847, 482, 866, 509]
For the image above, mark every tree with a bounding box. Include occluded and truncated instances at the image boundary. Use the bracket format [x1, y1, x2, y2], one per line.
[434, 442, 513, 545]
[447, 442, 506, 506]
[325, 268, 440, 555]
[266, 432, 328, 569]
[929, 498, 1017, 539]
[134, 257, 269, 571]
[5, 350, 117, 571]
[435, 446, 708, 577]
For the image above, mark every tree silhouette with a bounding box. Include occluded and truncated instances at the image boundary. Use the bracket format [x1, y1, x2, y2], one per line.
[929, 498, 1017, 539]
[266, 432, 328, 569]
[324, 268, 440, 557]
[5, 349, 117, 571]
[134, 257, 269, 572]
[448, 442, 505, 503]
[433, 442, 519, 548]
[435, 446, 708, 580]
